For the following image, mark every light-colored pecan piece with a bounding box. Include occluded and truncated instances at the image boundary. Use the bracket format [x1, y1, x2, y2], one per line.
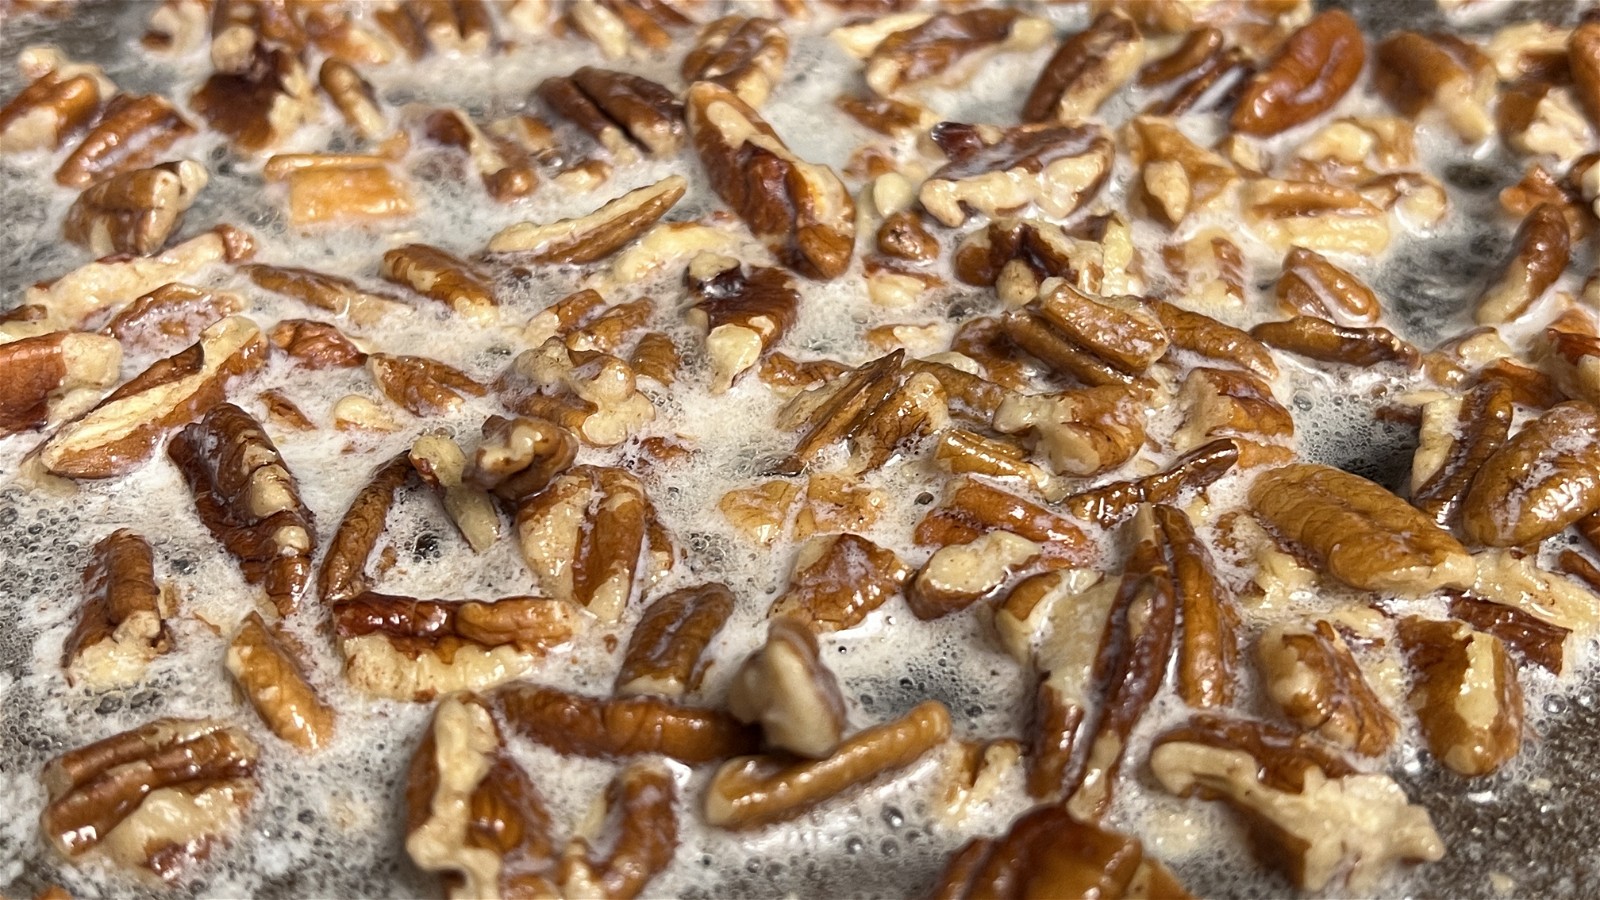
[264, 154, 414, 226]
[404, 694, 561, 898]
[1572, 22, 1600, 131]
[728, 617, 847, 758]
[494, 682, 758, 763]
[1398, 616, 1523, 776]
[0, 331, 121, 437]
[565, 0, 692, 59]
[1023, 9, 1144, 122]
[768, 533, 909, 632]
[380, 243, 497, 323]
[190, 46, 316, 154]
[616, 582, 735, 697]
[40, 718, 258, 883]
[1257, 620, 1397, 756]
[1242, 178, 1391, 255]
[368, 353, 486, 417]
[514, 465, 659, 622]
[318, 59, 386, 140]
[62, 529, 174, 690]
[1274, 246, 1381, 324]
[558, 762, 679, 900]
[1375, 31, 1495, 142]
[1410, 382, 1514, 528]
[685, 257, 798, 393]
[686, 81, 856, 279]
[683, 15, 789, 108]
[995, 383, 1151, 477]
[226, 611, 335, 751]
[1126, 116, 1236, 227]
[0, 55, 111, 152]
[410, 433, 502, 553]
[920, 121, 1113, 228]
[62, 160, 206, 257]
[1171, 367, 1294, 468]
[933, 428, 1052, 494]
[39, 316, 266, 479]
[1232, 10, 1364, 136]
[1249, 463, 1474, 596]
[486, 174, 685, 262]
[168, 402, 315, 616]
[470, 415, 579, 505]
[500, 339, 655, 446]
[704, 700, 950, 829]
[242, 263, 402, 325]
[267, 319, 362, 372]
[1497, 79, 1595, 166]
[907, 530, 1043, 620]
[56, 93, 195, 189]
[857, 8, 1050, 98]
[1474, 203, 1571, 325]
[1150, 714, 1443, 892]
[1460, 401, 1600, 547]
[1473, 548, 1600, 633]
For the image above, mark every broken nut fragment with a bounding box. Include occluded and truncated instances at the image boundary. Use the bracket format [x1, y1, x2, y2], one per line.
[930, 806, 1156, 899]
[0, 58, 110, 152]
[1256, 620, 1398, 756]
[558, 761, 679, 900]
[56, 93, 195, 189]
[1023, 9, 1144, 123]
[515, 465, 659, 622]
[226, 611, 335, 751]
[471, 415, 579, 505]
[62, 529, 174, 690]
[768, 533, 910, 633]
[410, 432, 502, 553]
[63, 160, 207, 256]
[920, 121, 1113, 228]
[538, 66, 683, 159]
[493, 682, 758, 763]
[859, 9, 1050, 98]
[0, 331, 121, 437]
[486, 174, 686, 262]
[380, 243, 497, 323]
[1275, 247, 1381, 325]
[1411, 382, 1515, 529]
[1398, 616, 1523, 777]
[685, 258, 799, 393]
[1375, 31, 1495, 143]
[1459, 401, 1600, 547]
[368, 353, 486, 417]
[728, 617, 848, 758]
[683, 15, 789, 108]
[615, 582, 735, 698]
[1474, 203, 1572, 325]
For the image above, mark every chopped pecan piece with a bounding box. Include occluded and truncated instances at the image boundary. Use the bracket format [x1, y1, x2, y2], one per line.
[1171, 367, 1293, 468]
[933, 428, 1052, 494]
[420, 107, 537, 201]
[1410, 383, 1514, 528]
[226, 611, 335, 751]
[616, 583, 735, 698]
[768, 533, 909, 632]
[566, 0, 692, 59]
[0, 331, 121, 437]
[1257, 620, 1397, 756]
[704, 700, 950, 828]
[318, 453, 414, 604]
[486, 174, 686, 262]
[558, 762, 679, 900]
[1249, 463, 1474, 597]
[368, 353, 486, 417]
[242, 263, 402, 325]
[930, 806, 1154, 900]
[268, 155, 411, 227]
[380, 243, 497, 323]
[1023, 9, 1144, 122]
[62, 529, 174, 690]
[168, 402, 315, 616]
[1146, 298, 1278, 380]
[1375, 31, 1495, 142]
[728, 618, 848, 758]
[1126, 116, 1236, 227]
[1398, 617, 1523, 776]
[494, 682, 758, 763]
[539, 66, 682, 159]
[684, 258, 799, 393]
[62, 160, 206, 257]
[1472, 548, 1600, 633]
[1460, 401, 1600, 547]
[190, 46, 316, 154]
[995, 383, 1151, 476]
[104, 283, 244, 350]
[1062, 439, 1240, 528]
[858, 9, 1050, 97]
[40, 718, 258, 883]
[1474, 203, 1572, 325]
[1252, 315, 1420, 369]
[686, 81, 855, 279]
[908, 531, 1042, 620]
[56, 93, 195, 189]
[1448, 592, 1569, 675]
[1150, 714, 1443, 892]
[0, 58, 110, 152]
[39, 316, 266, 479]
[318, 59, 386, 140]
[917, 477, 1093, 566]
[920, 122, 1113, 228]
[515, 466, 659, 622]
[1232, 10, 1365, 136]
[470, 415, 579, 505]
[1241, 178, 1391, 255]
[410, 433, 502, 553]
[683, 15, 789, 108]
[1275, 247, 1381, 324]
[500, 339, 655, 446]
[1155, 505, 1239, 709]
[405, 694, 560, 898]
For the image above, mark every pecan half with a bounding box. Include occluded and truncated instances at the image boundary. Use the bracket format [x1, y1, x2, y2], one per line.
[379, 243, 497, 323]
[226, 611, 335, 751]
[0, 59, 110, 152]
[62, 160, 206, 257]
[1232, 10, 1365, 136]
[62, 529, 174, 689]
[728, 618, 848, 758]
[1375, 31, 1495, 142]
[39, 316, 266, 479]
[703, 700, 950, 828]
[1474, 203, 1572, 325]
[410, 433, 502, 553]
[768, 533, 909, 633]
[368, 353, 486, 417]
[565, 0, 692, 59]
[558, 762, 679, 900]
[1460, 401, 1600, 547]
[514, 465, 658, 622]
[932, 429, 1053, 494]
[405, 694, 560, 899]
[683, 15, 789, 108]
[1398, 616, 1524, 776]
[494, 682, 758, 763]
[1150, 714, 1444, 892]
[859, 9, 1050, 97]
[168, 402, 315, 616]
[930, 806, 1153, 900]
[486, 174, 685, 262]
[1275, 247, 1381, 324]
[0, 331, 121, 437]
[40, 718, 258, 883]
[1251, 463, 1475, 596]
[1155, 504, 1239, 709]
[471, 415, 579, 505]
[908, 531, 1043, 620]
[1257, 620, 1397, 756]
[1023, 9, 1144, 122]
[616, 583, 735, 697]
[56, 93, 195, 189]
[920, 122, 1113, 228]
[539, 66, 682, 159]
[1410, 382, 1514, 528]
[1252, 315, 1420, 369]
[686, 81, 855, 279]
[685, 258, 799, 393]
[268, 318, 363, 370]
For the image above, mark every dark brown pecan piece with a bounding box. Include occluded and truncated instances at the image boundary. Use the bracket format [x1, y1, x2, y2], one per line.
[539, 66, 683, 158]
[1251, 316, 1421, 369]
[1460, 401, 1600, 547]
[1022, 9, 1143, 122]
[1397, 617, 1524, 777]
[62, 160, 207, 257]
[768, 533, 910, 633]
[685, 259, 799, 393]
[0, 331, 121, 437]
[318, 453, 415, 605]
[1448, 593, 1569, 675]
[683, 15, 789, 108]
[1411, 382, 1514, 528]
[190, 46, 315, 154]
[62, 529, 174, 689]
[921, 122, 1113, 228]
[930, 806, 1149, 900]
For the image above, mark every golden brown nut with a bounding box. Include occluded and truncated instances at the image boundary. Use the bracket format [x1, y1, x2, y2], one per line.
[1145, 297, 1278, 380]
[190, 46, 316, 154]
[486, 175, 686, 262]
[1256, 620, 1397, 756]
[920, 122, 1114, 228]
[56, 93, 195, 189]
[40, 718, 258, 883]
[514, 465, 658, 622]
[685, 258, 800, 393]
[470, 415, 579, 505]
[1250, 463, 1475, 596]
[539, 66, 683, 158]
[1023, 9, 1143, 122]
[1150, 714, 1443, 893]
[1397, 616, 1524, 776]
[1171, 367, 1294, 469]
[768, 533, 910, 632]
[1275, 247, 1381, 324]
[1241, 178, 1391, 255]
[858, 9, 1050, 97]
[409, 433, 502, 554]
[1410, 382, 1514, 528]
[104, 283, 244, 350]
[242, 263, 402, 325]
[62, 529, 174, 690]
[39, 316, 266, 479]
[62, 160, 206, 256]
[1062, 439, 1241, 528]
[318, 453, 414, 605]
[994, 383, 1151, 476]
[1155, 504, 1239, 710]
[929, 806, 1152, 900]
[686, 81, 855, 280]
[368, 353, 486, 417]
[0, 331, 121, 437]
[379, 243, 497, 323]
[1474, 204, 1572, 325]
[908, 531, 1043, 620]
[1448, 592, 1570, 675]
[615, 583, 736, 697]
[404, 694, 560, 899]
[1252, 315, 1420, 369]
[493, 682, 759, 763]
[1472, 548, 1600, 634]
[1375, 31, 1494, 142]
[1460, 402, 1600, 547]
[277, 160, 414, 226]
[916, 478, 1093, 566]
[318, 59, 385, 140]
[420, 107, 538, 202]
[683, 15, 789, 108]
[0, 61, 110, 152]
[1126, 115, 1236, 227]
[728, 618, 848, 758]
[703, 700, 950, 829]
[558, 762, 679, 900]
[1232, 10, 1365, 136]
[226, 611, 336, 751]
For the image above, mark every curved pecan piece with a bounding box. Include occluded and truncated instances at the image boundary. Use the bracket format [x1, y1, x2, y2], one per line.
[1022, 9, 1143, 122]
[1411, 382, 1514, 528]
[1257, 620, 1397, 756]
[1375, 31, 1494, 142]
[0, 62, 109, 152]
[0, 331, 121, 437]
[543, 66, 682, 157]
[616, 582, 735, 697]
[683, 15, 789, 108]
[318, 452, 414, 604]
[728, 617, 848, 758]
[1398, 617, 1524, 777]
[227, 611, 335, 751]
[1252, 315, 1420, 369]
[768, 533, 910, 633]
[1231, 10, 1365, 136]
[1063, 438, 1240, 528]
[242, 263, 402, 326]
[63, 159, 207, 256]
[380, 243, 497, 323]
[1145, 297, 1278, 379]
[920, 122, 1113, 228]
[1275, 247, 1381, 325]
[1155, 504, 1239, 709]
[494, 682, 758, 763]
[168, 402, 315, 616]
[106, 283, 245, 350]
[471, 415, 578, 505]
[515, 465, 657, 622]
[63, 529, 173, 689]
[1448, 592, 1570, 675]
[1475, 203, 1572, 325]
[917, 478, 1094, 567]
[1250, 463, 1475, 597]
[56, 93, 195, 188]
[863, 9, 1049, 97]
[703, 700, 950, 828]
[1460, 401, 1600, 547]
[686, 259, 799, 393]
[559, 762, 679, 900]
[487, 175, 686, 262]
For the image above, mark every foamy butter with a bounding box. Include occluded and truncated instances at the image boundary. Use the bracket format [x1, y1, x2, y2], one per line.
[2, 2, 1599, 898]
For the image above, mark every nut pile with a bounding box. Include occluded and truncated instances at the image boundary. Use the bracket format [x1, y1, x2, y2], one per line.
[3, 1, 1600, 898]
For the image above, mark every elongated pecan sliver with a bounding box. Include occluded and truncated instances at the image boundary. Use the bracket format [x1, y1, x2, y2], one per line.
[319, 453, 415, 605]
[227, 611, 336, 751]
[559, 762, 679, 900]
[1231, 10, 1365, 136]
[1412, 383, 1514, 528]
[493, 682, 758, 763]
[1155, 505, 1238, 709]
[63, 529, 171, 689]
